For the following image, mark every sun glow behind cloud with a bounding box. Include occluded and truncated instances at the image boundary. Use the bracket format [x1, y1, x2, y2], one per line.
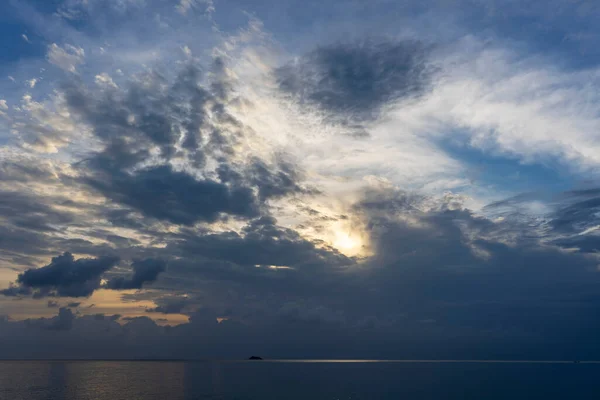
[332, 230, 362, 256]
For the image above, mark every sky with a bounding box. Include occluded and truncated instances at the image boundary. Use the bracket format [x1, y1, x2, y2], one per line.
[2, 0, 600, 360]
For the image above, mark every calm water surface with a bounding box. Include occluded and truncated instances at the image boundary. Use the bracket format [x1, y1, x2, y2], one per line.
[1, 360, 599, 400]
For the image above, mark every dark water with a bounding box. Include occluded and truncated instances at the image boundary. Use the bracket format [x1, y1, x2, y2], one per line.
[1, 360, 600, 400]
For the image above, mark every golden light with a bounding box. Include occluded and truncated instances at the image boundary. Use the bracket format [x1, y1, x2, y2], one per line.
[334, 231, 358, 251]
[332, 229, 366, 257]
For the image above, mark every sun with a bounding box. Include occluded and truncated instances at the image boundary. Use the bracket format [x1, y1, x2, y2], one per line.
[332, 230, 364, 257]
[289, 204, 370, 258]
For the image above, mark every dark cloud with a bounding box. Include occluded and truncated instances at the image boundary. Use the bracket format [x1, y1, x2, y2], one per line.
[0, 284, 32, 297]
[0, 224, 57, 271]
[485, 189, 600, 253]
[86, 165, 260, 226]
[351, 191, 600, 333]
[543, 190, 598, 236]
[92, 314, 121, 322]
[153, 190, 600, 350]
[47, 300, 60, 308]
[146, 296, 190, 314]
[0, 158, 57, 183]
[247, 158, 311, 200]
[217, 157, 311, 202]
[4, 182, 600, 359]
[170, 216, 352, 269]
[277, 300, 346, 325]
[0, 190, 75, 233]
[103, 209, 150, 231]
[1, 252, 119, 298]
[13, 307, 77, 332]
[104, 234, 141, 247]
[483, 192, 543, 210]
[276, 39, 432, 122]
[551, 190, 600, 236]
[47, 308, 75, 331]
[67, 302, 81, 308]
[63, 65, 212, 164]
[0, 160, 119, 269]
[105, 258, 166, 290]
[552, 236, 600, 255]
[61, 62, 308, 226]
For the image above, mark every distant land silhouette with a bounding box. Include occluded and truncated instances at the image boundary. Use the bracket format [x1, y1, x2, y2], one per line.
[248, 356, 263, 360]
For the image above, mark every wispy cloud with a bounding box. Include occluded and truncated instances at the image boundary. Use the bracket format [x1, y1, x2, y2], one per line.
[47, 43, 85, 73]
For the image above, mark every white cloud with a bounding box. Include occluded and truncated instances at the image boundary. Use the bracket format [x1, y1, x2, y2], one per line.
[57, 0, 147, 18]
[13, 94, 81, 153]
[47, 43, 85, 73]
[216, 34, 600, 221]
[223, 48, 465, 201]
[176, 0, 214, 15]
[21, 34, 31, 44]
[0, 100, 7, 111]
[387, 38, 600, 173]
[181, 45, 192, 58]
[94, 73, 118, 88]
[26, 78, 37, 88]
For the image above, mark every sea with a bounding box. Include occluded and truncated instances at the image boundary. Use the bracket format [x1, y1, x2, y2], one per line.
[1, 360, 600, 400]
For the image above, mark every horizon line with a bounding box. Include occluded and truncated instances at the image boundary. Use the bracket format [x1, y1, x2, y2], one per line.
[1, 359, 599, 364]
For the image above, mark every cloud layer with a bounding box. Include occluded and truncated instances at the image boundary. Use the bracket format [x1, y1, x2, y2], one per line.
[2, 0, 600, 359]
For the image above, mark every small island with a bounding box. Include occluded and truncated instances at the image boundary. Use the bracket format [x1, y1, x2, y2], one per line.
[248, 356, 263, 360]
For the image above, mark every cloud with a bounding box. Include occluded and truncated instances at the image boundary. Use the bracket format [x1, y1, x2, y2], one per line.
[0, 187, 81, 267]
[550, 190, 600, 235]
[59, 61, 309, 225]
[105, 258, 166, 290]
[47, 300, 60, 308]
[0, 189, 74, 233]
[0, 284, 32, 297]
[146, 296, 189, 314]
[94, 73, 118, 88]
[0, 153, 60, 185]
[176, 0, 214, 15]
[63, 64, 213, 163]
[2, 190, 600, 359]
[170, 216, 352, 269]
[482, 187, 600, 254]
[245, 158, 310, 200]
[1, 252, 120, 298]
[536, 188, 600, 253]
[86, 165, 261, 225]
[4, 0, 600, 361]
[12, 93, 78, 153]
[47, 43, 85, 73]
[21, 34, 31, 44]
[276, 39, 432, 123]
[277, 300, 346, 325]
[386, 39, 600, 172]
[47, 307, 75, 330]
[57, 0, 147, 19]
